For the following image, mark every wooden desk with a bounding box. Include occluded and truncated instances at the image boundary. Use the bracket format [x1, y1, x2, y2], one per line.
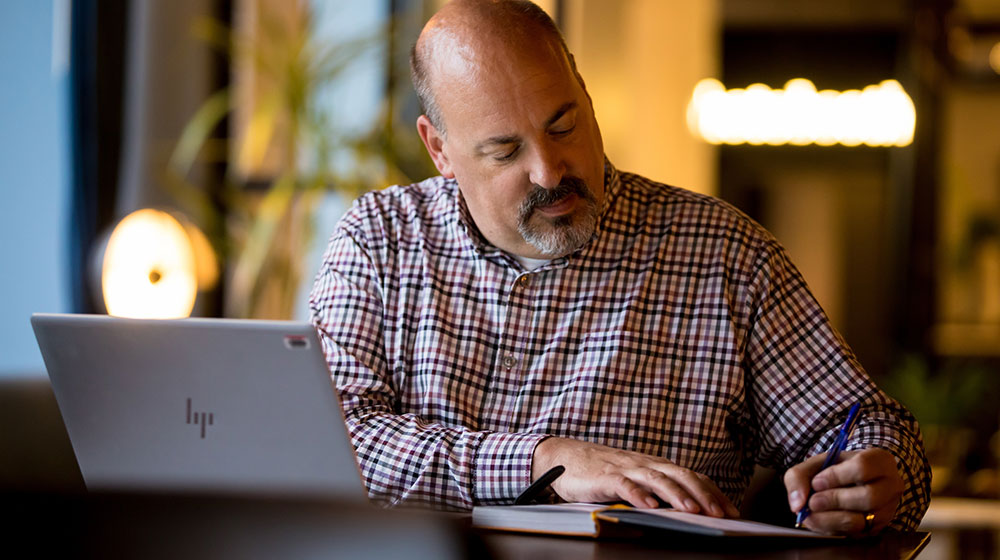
[482, 530, 932, 560]
[0, 490, 936, 559]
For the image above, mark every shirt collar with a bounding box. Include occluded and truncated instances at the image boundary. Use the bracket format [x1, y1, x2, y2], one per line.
[453, 183, 497, 257]
[596, 157, 622, 233]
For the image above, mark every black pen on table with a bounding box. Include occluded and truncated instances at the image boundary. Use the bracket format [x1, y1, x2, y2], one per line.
[795, 402, 862, 529]
[515, 465, 565, 505]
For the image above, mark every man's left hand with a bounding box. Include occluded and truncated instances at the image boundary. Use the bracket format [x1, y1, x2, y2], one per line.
[783, 448, 903, 536]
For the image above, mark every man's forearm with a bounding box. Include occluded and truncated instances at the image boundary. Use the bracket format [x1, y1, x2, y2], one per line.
[347, 404, 546, 509]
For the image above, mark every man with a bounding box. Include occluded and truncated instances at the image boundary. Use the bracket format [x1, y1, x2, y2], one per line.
[310, 0, 929, 536]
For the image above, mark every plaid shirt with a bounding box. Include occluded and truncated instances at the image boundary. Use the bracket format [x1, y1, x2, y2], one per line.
[310, 161, 930, 530]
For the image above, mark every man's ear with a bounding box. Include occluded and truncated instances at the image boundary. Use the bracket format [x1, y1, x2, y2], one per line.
[416, 115, 455, 179]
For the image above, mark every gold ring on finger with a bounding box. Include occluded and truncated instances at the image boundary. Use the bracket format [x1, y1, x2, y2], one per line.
[862, 512, 875, 533]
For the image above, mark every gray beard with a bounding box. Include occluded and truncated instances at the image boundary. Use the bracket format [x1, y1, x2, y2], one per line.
[518, 199, 599, 257]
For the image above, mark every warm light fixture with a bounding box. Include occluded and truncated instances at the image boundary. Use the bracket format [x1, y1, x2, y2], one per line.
[99, 209, 216, 319]
[686, 78, 916, 147]
[990, 42, 1000, 75]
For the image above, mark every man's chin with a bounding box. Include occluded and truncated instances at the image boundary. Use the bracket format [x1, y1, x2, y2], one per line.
[520, 210, 597, 257]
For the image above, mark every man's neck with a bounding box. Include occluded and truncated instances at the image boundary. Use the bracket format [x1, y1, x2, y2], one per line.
[512, 254, 549, 271]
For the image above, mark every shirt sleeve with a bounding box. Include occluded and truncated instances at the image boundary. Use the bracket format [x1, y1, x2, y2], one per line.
[309, 225, 547, 511]
[742, 239, 931, 531]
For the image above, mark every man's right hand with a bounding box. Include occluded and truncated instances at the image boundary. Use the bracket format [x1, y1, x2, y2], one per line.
[531, 437, 740, 518]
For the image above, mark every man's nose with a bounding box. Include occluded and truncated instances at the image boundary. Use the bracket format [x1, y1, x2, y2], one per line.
[527, 141, 566, 189]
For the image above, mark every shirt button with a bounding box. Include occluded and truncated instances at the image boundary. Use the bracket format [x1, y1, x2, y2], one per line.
[518, 275, 530, 288]
[502, 355, 517, 369]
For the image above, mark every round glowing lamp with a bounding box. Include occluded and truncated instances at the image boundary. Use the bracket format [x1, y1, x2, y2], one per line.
[100, 209, 213, 319]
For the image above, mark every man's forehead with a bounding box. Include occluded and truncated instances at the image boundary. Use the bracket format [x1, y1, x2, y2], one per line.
[435, 45, 577, 130]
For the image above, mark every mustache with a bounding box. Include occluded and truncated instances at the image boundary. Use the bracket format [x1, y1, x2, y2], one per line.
[518, 177, 593, 219]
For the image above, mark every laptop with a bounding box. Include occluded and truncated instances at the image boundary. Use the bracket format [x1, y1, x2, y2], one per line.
[30, 313, 367, 502]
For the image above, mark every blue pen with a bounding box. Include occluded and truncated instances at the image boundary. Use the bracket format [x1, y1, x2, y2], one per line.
[795, 402, 862, 529]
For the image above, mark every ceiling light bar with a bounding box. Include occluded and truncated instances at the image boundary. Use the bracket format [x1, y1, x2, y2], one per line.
[686, 78, 916, 147]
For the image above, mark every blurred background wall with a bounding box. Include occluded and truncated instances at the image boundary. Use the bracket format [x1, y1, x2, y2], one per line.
[0, 1, 71, 377]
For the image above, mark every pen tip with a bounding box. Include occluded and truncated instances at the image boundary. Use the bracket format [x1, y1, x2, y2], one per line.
[794, 522, 802, 529]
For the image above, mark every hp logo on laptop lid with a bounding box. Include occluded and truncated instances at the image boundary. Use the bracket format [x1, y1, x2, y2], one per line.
[186, 398, 214, 439]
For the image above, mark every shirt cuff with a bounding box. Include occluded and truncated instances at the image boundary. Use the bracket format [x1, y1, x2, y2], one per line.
[472, 431, 550, 505]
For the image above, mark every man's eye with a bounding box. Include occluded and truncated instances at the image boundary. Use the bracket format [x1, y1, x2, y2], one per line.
[552, 124, 576, 136]
[494, 147, 519, 161]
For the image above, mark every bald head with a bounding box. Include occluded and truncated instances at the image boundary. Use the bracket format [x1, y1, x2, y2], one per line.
[410, 0, 574, 133]
[410, 0, 605, 260]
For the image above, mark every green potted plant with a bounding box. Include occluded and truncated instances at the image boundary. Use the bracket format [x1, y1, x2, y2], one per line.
[166, 1, 433, 319]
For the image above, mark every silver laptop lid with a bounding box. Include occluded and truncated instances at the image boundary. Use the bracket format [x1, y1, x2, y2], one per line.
[31, 313, 366, 502]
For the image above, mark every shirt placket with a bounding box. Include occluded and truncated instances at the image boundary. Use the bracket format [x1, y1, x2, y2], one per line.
[482, 267, 536, 432]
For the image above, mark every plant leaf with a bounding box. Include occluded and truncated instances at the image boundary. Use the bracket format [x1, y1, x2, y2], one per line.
[169, 89, 231, 177]
[227, 172, 296, 317]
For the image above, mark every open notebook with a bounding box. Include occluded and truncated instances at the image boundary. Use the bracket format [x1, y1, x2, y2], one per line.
[473, 503, 843, 539]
